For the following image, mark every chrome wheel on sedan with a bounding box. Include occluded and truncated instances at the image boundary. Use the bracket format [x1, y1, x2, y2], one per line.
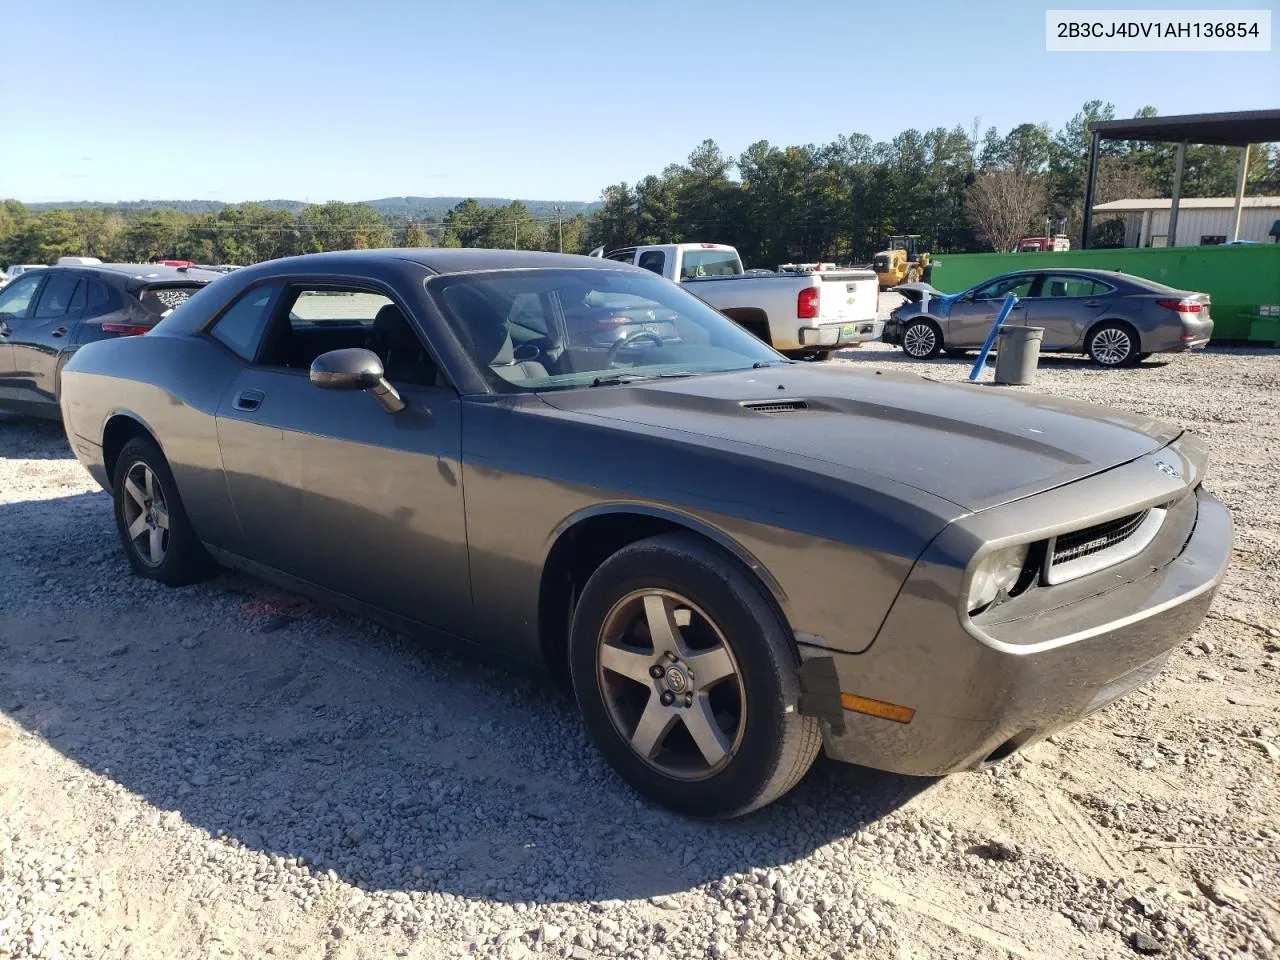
[901, 319, 942, 360]
[1087, 323, 1137, 367]
[570, 533, 821, 819]
[597, 589, 746, 779]
[120, 461, 170, 567]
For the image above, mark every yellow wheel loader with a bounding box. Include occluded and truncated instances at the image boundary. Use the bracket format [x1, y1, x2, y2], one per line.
[872, 235, 931, 289]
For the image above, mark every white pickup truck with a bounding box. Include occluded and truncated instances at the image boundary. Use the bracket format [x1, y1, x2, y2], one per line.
[588, 243, 881, 360]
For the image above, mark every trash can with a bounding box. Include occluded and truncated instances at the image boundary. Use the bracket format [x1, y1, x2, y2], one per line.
[993, 325, 1043, 385]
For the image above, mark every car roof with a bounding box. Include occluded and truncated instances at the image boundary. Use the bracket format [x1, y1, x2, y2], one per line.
[238, 248, 637, 277]
[38, 263, 224, 283]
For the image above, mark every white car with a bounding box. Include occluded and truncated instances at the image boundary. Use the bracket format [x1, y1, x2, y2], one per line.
[4, 264, 48, 281]
[590, 243, 881, 360]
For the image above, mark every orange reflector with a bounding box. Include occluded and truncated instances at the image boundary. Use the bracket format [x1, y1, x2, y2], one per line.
[840, 693, 915, 724]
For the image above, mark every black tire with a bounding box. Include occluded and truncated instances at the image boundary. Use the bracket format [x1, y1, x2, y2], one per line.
[1086, 322, 1139, 368]
[905, 267, 920, 283]
[569, 533, 821, 819]
[900, 319, 943, 360]
[1137, 352, 1152, 362]
[112, 436, 214, 586]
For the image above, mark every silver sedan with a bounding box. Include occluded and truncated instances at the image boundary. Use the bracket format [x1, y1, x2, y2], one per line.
[884, 268, 1213, 367]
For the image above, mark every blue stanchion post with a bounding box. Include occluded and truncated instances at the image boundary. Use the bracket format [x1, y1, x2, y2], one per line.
[968, 294, 1019, 382]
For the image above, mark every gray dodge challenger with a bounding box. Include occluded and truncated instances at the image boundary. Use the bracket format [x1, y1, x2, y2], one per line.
[58, 249, 1232, 818]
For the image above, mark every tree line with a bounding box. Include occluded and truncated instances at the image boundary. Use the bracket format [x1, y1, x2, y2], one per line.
[0, 198, 593, 268]
[3, 101, 1276, 270]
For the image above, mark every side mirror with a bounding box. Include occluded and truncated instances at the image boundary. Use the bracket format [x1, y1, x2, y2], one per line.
[309, 348, 405, 414]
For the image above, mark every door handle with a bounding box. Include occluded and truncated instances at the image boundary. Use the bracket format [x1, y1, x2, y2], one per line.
[1083, 300, 1101, 307]
[0, 321, 10, 337]
[233, 389, 264, 412]
[51, 326, 68, 338]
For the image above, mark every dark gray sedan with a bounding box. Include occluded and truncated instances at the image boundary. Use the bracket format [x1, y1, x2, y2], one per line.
[58, 249, 1231, 818]
[883, 268, 1213, 366]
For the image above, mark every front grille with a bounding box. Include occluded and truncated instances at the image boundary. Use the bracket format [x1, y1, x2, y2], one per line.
[1052, 510, 1149, 565]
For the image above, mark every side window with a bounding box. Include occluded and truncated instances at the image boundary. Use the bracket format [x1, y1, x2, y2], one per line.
[263, 286, 438, 387]
[637, 250, 666, 275]
[33, 273, 80, 319]
[68, 279, 87, 314]
[210, 285, 279, 361]
[85, 280, 114, 317]
[1038, 276, 1112, 298]
[605, 249, 635, 263]
[0, 273, 44, 318]
[972, 276, 1035, 300]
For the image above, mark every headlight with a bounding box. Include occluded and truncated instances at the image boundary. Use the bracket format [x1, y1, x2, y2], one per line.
[967, 544, 1030, 614]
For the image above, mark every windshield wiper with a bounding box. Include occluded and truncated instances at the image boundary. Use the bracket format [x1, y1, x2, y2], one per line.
[589, 374, 650, 387]
[589, 371, 699, 387]
[752, 359, 790, 368]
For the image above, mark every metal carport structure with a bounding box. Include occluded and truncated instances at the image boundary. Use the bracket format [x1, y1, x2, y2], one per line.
[1081, 109, 1280, 248]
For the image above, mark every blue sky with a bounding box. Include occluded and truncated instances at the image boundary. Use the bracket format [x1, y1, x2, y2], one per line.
[5, 0, 1276, 204]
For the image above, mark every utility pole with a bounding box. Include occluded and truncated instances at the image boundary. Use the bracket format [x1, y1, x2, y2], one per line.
[514, 220, 519, 251]
[553, 205, 564, 252]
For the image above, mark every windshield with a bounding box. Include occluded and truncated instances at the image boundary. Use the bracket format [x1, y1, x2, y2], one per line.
[427, 268, 784, 392]
[679, 249, 742, 279]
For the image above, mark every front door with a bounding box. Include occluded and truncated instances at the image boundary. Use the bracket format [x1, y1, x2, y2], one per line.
[945, 275, 1034, 347]
[10, 271, 85, 411]
[0, 272, 48, 403]
[213, 282, 471, 635]
[1020, 274, 1113, 349]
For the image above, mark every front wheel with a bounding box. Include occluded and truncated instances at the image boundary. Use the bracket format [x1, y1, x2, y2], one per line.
[569, 534, 821, 818]
[1086, 323, 1138, 367]
[901, 319, 943, 360]
[112, 436, 214, 586]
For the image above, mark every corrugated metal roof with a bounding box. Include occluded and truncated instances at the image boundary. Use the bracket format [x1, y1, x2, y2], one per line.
[1092, 196, 1280, 213]
[1090, 110, 1280, 147]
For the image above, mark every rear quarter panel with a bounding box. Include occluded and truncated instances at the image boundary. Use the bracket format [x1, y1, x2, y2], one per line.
[61, 332, 247, 553]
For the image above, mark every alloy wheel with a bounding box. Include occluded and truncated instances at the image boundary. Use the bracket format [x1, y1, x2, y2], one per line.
[120, 461, 170, 567]
[1091, 328, 1132, 366]
[903, 322, 937, 358]
[596, 589, 747, 781]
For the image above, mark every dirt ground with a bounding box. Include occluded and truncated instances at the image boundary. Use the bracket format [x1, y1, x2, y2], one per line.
[1, 344, 1277, 960]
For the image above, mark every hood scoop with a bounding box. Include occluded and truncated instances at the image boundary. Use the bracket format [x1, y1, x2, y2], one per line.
[740, 399, 809, 414]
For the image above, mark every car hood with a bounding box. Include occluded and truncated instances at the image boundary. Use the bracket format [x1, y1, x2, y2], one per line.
[537, 366, 1181, 512]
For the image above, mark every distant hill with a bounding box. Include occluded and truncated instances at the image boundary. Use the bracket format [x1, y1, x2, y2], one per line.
[23, 196, 601, 220]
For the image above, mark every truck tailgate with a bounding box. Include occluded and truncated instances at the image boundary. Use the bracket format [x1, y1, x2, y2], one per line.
[818, 271, 879, 323]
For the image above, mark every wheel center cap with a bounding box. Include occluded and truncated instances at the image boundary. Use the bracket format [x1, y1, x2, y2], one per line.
[664, 666, 689, 693]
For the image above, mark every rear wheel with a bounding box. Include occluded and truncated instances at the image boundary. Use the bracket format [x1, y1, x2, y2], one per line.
[905, 267, 920, 283]
[901, 319, 942, 360]
[112, 437, 214, 586]
[1086, 322, 1138, 368]
[569, 533, 821, 818]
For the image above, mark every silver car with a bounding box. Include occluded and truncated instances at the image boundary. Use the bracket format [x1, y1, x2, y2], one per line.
[884, 268, 1213, 367]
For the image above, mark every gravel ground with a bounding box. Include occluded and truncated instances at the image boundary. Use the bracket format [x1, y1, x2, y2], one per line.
[1, 343, 1277, 960]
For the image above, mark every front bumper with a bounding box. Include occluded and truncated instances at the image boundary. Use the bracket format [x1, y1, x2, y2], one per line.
[805, 482, 1232, 777]
[798, 319, 884, 349]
